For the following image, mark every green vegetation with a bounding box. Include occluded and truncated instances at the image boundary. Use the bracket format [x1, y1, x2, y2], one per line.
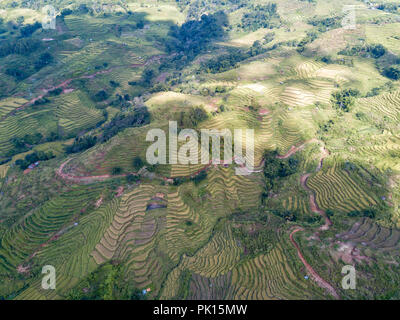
[331, 89, 360, 112]
[240, 3, 280, 31]
[0, 0, 400, 301]
[67, 263, 144, 300]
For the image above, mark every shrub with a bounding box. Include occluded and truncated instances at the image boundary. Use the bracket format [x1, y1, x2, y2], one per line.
[111, 167, 122, 175]
[132, 157, 144, 170]
[331, 89, 360, 112]
[66, 135, 97, 154]
[384, 65, 400, 80]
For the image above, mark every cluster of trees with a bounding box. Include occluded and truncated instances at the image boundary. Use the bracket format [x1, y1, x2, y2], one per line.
[320, 119, 335, 133]
[172, 170, 208, 186]
[240, 3, 280, 31]
[263, 151, 299, 191]
[10, 132, 58, 156]
[15, 150, 55, 170]
[348, 208, 376, 219]
[0, 37, 53, 80]
[384, 65, 400, 80]
[331, 88, 360, 112]
[93, 90, 109, 102]
[297, 30, 319, 52]
[132, 157, 143, 170]
[34, 52, 53, 71]
[67, 263, 145, 300]
[0, 38, 41, 57]
[131, 12, 228, 88]
[339, 44, 387, 59]
[20, 22, 41, 37]
[12, 132, 44, 150]
[270, 209, 298, 222]
[110, 93, 131, 109]
[202, 41, 265, 74]
[111, 167, 122, 175]
[376, 3, 400, 13]
[177, 106, 208, 128]
[339, 44, 400, 80]
[232, 226, 275, 256]
[166, 12, 228, 60]
[365, 81, 395, 97]
[307, 16, 341, 32]
[6, 52, 54, 80]
[65, 135, 97, 154]
[63, 107, 150, 155]
[100, 107, 150, 142]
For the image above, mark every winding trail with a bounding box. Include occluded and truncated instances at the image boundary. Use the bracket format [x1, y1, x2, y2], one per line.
[290, 228, 339, 299]
[300, 173, 332, 231]
[276, 138, 319, 159]
[1, 55, 165, 122]
[56, 155, 266, 184]
[278, 139, 339, 298]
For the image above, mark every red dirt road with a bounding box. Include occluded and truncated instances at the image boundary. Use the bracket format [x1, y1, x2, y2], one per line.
[2, 55, 166, 122]
[290, 228, 339, 299]
[276, 138, 319, 159]
[280, 139, 338, 298]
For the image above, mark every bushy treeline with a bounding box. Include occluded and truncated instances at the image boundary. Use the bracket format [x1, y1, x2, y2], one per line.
[339, 44, 387, 59]
[263, 151, 299, 191]
[67, 263, 145, 300]
[384, 65, 400, 80]
[331, 88, 360, 112]
[348, 208, 376, 219]
[232, 226, 275, 256]
[166, 12, 228, 60]
[66, 135, 97, 154]
[100, 107, 150, 142]
[178, 0, 247, 20]
[307, 16, 341, 32]
[172, 170, 208, 186]
[177, 106, 208, 128]
[240, 3, 280, 31]
[9, 132, 58, 156]
[20, 22, 41, 37]
[0, 38, 41, 57]
[339, 43, 400, 80]
[15, 150, 55, 170]
[202, 41, 265, 73]
[376, 2, 400, 13]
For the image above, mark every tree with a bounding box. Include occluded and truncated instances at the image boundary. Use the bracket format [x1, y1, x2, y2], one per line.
[35, 52, 53, 70]
[331, 89, 359, 112]
[111, 167, 122, 175]
[94, 90, 109, 102]
[384, 66, 400, 80]
[369, 44, 386, 58]
[132, 157, 144, 170]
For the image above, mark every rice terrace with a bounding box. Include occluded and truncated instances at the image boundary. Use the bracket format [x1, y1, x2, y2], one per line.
[0, 0, 400, 303]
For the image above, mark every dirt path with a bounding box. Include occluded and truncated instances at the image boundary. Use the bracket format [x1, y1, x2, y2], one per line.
[279, 139, 339, 297]
[56, 159, 123, 183]
[2, 55, 166, 122]
[276, 138, 319, 159]
[56, 155, 266, 184]
[290, 228, 339, 299]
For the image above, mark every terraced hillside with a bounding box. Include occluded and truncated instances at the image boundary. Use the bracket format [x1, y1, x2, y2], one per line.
[0, 0, 400, 301]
